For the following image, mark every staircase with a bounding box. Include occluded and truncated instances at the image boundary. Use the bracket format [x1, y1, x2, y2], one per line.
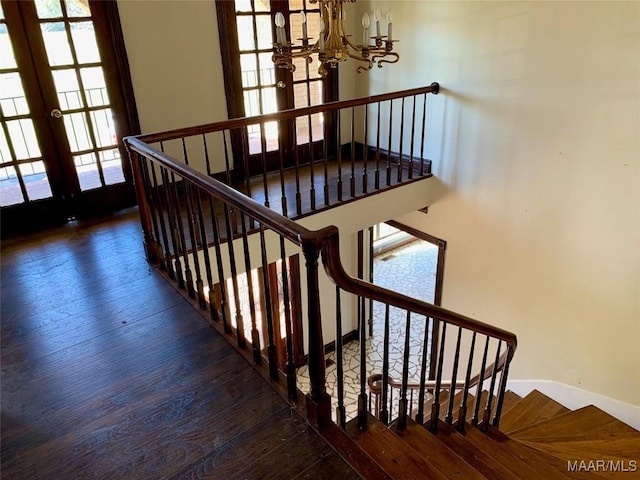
[347, 389, 640, 479]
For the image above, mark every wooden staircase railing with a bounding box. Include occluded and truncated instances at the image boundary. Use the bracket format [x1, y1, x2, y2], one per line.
[123, 83, 517, 435]
[128, 83, 440, 221]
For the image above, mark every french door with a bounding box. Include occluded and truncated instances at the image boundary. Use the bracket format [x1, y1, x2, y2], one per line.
[216, 0, 337, 176]
[0, 0, 138, 234]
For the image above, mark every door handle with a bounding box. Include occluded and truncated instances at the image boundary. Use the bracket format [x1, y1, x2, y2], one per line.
[277, 81, 286, 89]
[50, 108, 63, 119]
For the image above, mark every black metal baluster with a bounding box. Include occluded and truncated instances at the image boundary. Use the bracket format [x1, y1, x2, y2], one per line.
[169, 172, 193, 296]
[259, 122, 270, 208]
[180, 139, 204, 302]
[380, 303, 390, 425]
[182, 137, 203, 250]
[472, 336, 490, 426]
[362, 104, 369, 193]
[335, 286, 346, 429]
[139, 157, 164, 269]
[492, 345, 512, 428]
[240, 212, 260, 364]
[386, 99, 393, 186]
[149, 161, 173, 278]
[398, 310, 412, 429]
[160, 165, 184, 288]
[357, 294, 369, 429]
[292, 121, 301, 215]
[349, 106, 356, 197]
[368, 226, 374, 337]
[209, 196, 230, 332]
[481, 340, 502, 431]
[457, 331, 477, 432]
[307, 113, 316, 211]
[416, 316, 431, 424]
[408, 95, 417, 180]
[279, 238, 297, 400]
[278, 133, 288, 217]
[445, 327, 463, 425]
[375, 101, 381, 189]
[323, 114, 330, 206]
[397, 97, 405, 183]
[194, 188, 216, 321]
[222, 202, 246, 348]
[239, 129, 255, 229]
[259, 225, 279, 380]
[429, 321, 447, 432]
[336, 108, 342, 202]
[184, 182, 206, 307]
[420, 93, 427, 176]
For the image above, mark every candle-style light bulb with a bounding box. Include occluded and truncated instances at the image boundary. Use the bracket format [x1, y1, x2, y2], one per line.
[374, 9, 381, 37]
[362, 12, 370, 46]
[275, 12, 286, 45]
[299, 11, 308, 40]
[387, 10, 394, 41]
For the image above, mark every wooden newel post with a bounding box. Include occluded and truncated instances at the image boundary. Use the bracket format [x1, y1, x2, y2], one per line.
[127, 147, 159, 264]
[303, 240, 332, 429]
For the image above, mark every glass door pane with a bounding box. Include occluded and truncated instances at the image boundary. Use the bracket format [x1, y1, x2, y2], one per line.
[36, 0, 125, 192]
[235, 0, 280, 154]
[0, 5, 54, 206]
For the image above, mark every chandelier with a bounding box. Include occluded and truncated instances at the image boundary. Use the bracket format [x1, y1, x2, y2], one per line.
[272, 0, 399, 77]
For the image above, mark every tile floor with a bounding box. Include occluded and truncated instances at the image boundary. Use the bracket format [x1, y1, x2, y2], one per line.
[297, 239, 439, 422]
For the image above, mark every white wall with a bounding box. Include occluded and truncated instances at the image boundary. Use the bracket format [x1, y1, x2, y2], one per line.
[117, 0, 228, 134]
[356, 0, 639, 406]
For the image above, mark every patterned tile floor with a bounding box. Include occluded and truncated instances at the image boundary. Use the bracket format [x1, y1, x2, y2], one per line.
[298, 239, 438, 422]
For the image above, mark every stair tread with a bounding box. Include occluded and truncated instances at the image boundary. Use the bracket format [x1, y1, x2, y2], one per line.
[519, 443, 611, 480]
[500, 389, 570, 434]
[467, 423, 573, 479]
[433, 420, 539, 480]
[521, 433, 640, 460]
[391, 419, 488, 480]
[349, 417, 450, 480]
[510, 405, 639, 442]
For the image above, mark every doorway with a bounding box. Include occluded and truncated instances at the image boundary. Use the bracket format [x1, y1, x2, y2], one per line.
[215, 0, 337, 176]
[0, 0, 138, 235]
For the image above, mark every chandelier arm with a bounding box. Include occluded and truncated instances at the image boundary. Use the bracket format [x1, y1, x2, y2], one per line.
[346, 51, 374, 70]
[371, 52, 400, 68]
[275, 47, 319, 59]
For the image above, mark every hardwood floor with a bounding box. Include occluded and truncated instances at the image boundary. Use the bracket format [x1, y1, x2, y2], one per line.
[0, 208, 361, 480]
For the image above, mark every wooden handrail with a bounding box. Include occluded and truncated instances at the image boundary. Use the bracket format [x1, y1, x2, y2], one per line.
[367, 351, 510, 396]
[125, 82, 518, 430]
[125, 136, 314, 246]
[136, 83, 440, 144]
[125, 128, 517, 359]
[319, 225, 518, 356]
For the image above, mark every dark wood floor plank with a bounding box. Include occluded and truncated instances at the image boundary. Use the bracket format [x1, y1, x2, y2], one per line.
[0, 210, 355, 480]
[227, 426, 336, 480]
[293, 451, 363, 480]
[177, 407, 312, 480]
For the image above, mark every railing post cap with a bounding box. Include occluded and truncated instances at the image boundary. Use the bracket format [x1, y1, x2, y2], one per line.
[430, 82, 440, 94]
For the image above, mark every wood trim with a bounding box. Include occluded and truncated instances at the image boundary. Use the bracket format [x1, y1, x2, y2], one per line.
[94, 1, 140, 137]
[136, 84, 441, 143]
[385, 220, 447, 251]
[214, 0, 243, 120]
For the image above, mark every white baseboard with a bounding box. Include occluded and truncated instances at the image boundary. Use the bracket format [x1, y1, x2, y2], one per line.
[506, 379, 640, 430]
